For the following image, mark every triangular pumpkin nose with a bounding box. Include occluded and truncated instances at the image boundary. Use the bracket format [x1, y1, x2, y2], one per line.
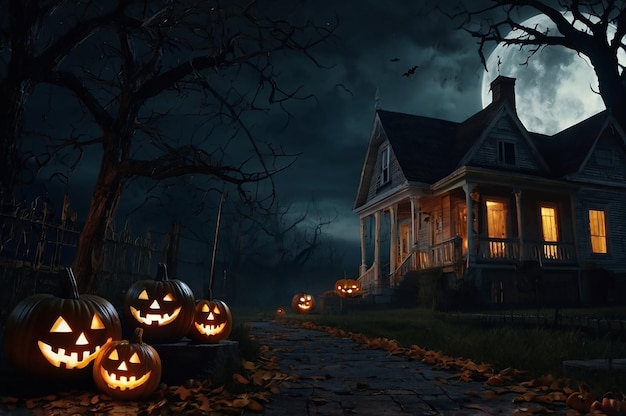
[118, 361, 128, 371]
[75, 332, 89, 346]
[149, 300, 160, 309]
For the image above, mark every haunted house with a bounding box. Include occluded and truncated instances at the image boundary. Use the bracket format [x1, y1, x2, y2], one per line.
[353, 75, 626, 306]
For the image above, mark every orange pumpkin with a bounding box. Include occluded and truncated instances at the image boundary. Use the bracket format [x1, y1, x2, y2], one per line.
[3, 268, 121, 379]
[291, 293, 315, 314]
[335, 279, 360, 298]
[92, 328, 161, 400]
[187, 299, 233, 343]
[275, 307, 287, 318]
[566, 390, 598, 414]
[590, 395, 623, 416]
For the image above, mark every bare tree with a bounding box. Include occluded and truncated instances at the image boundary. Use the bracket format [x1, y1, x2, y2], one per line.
[17, 0, 333, 292]
[0, 1, 133, 208]
[449, 0, 626, 129]
[218, 197, 337, 304]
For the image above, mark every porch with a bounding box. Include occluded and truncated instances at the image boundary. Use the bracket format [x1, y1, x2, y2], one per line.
[358, 236, 578, 295]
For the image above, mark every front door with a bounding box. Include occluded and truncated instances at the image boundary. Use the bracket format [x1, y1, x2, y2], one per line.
[398, 222, 410, 266]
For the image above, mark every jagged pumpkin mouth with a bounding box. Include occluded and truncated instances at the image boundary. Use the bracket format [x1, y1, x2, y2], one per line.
[37, 337, 112, 369]
[194, 321, 226, 336]
[99, 367, 152, 390]
[130, 306, 181, 326]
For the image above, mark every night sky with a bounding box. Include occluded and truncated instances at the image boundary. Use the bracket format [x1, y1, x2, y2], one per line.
[13, 1, 607, 297]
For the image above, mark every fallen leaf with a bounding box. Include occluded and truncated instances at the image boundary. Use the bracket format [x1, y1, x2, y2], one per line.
[233, 373, 250, 385]
[311, 397, 327, 406]
[247, 399, 264, 412]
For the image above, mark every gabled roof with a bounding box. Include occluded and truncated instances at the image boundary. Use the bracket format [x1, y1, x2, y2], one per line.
[376, 106, 614, 183]
[376, 110, 457, 184]
[355, 76, 624, 212]
[529, 110, 610, 176]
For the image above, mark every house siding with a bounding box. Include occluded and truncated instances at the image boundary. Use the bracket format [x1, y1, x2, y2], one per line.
[470, 117, 545, 173]
[365, 138, 405, 202]
[574, 188, 626, 272]
[575, 131, 626, 183]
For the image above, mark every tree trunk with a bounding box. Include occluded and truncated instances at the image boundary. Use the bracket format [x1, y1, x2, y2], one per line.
[72, 157, 122, 294]
[0, 80, 31, 209]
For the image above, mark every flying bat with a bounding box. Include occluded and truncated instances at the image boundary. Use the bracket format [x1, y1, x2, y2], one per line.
[402, 65, 419, 77]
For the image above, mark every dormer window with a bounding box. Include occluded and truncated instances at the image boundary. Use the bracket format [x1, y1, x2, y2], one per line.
[498, 141, 516, 165]
[380, 146, 390, 184]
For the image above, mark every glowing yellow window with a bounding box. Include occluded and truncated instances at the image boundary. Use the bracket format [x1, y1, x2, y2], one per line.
[541, 206, 558, 259]
[589, 209, 607, 254]
[486, 200, 507, 258]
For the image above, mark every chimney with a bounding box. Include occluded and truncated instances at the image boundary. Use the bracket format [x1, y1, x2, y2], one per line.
[490, 75, 516, 109]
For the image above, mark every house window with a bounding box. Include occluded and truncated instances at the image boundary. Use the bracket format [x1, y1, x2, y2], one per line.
[486, 200, 507, 258]
[498, 141, 516, 165]
[380, 146, 390, 184]
[540, 206, 559, 259]
[589, 209, 607, 254]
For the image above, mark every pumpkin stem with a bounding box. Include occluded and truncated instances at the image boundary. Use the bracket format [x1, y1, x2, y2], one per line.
[132, 327, 144, 344]
[156, 263, 169, 281]
[59, 267, 81, 300]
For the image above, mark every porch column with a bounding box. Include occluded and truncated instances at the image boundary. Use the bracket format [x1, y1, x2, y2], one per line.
[374, 210, 381, 289]
[359, 216, 368, 276]
[463, 183, 476, 266]
[514, 189, 524, 260]
[389, 204, 397, 285]
[410, 196, 417, 250]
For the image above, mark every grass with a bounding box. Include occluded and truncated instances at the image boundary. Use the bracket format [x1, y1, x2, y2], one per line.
[238, 305, 626, 396]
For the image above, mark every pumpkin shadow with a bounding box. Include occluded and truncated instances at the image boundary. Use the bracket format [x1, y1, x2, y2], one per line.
[0, 357, 98, 398]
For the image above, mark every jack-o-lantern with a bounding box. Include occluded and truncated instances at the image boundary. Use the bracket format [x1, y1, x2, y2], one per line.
[124, 263, 195, 343]
[291, 292, 315, 314]
[3, 268, 122, 379]
[275, 307, 287, 318]
[93, 328, 162, 400]
[187, 299, 233, 343]
[335, 279, 360, 298]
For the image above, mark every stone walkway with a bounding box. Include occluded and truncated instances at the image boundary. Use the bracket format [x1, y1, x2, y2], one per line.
[246, 320, 568, 416]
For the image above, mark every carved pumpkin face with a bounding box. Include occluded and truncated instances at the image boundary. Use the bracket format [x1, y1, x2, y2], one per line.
[335, 279, 360, 298]
[3, 268, 122, 379]
[291, 293, 315, 314]
[187, 299, 233, 343]
[124, 263, 195, 343]
[93, 328, 161, 400]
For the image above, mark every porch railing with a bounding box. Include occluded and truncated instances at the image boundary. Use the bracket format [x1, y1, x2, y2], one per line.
[362, 237, 578, 290]
[476, 237, 576, 264]
[357, 263, 377, 295]
[418, 236, 462, 269]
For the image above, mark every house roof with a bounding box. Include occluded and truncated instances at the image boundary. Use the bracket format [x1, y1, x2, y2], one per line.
[376, 105, 612, 183]
[355, 75, 625, 212]
[376, 110, 458, 184]
[529, 110, 609, 176]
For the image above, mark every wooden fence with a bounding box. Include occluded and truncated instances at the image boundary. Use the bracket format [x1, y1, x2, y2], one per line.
[0, 194, 165, 275]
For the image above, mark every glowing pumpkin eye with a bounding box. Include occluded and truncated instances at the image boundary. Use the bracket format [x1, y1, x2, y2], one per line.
[109, 350, 119, 361]
[50, 316, 72, 333]
[300, 297, 305, 302]
[91, 314, 105, 329]
[201, 303, 210, 312]
[129, 352, 141, 363]
[212, 306, 221, 314]
[163, 293, 175, 301]
[138, 290, 149, 300]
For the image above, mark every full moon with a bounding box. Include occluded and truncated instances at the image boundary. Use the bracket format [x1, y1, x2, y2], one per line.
[481, 14, 606, 135]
